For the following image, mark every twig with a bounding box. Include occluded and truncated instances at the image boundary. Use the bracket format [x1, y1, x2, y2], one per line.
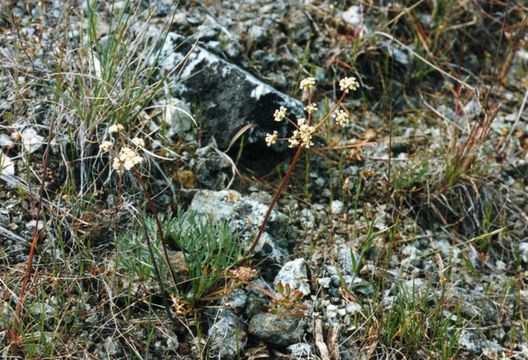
[328, 324, 342, 360]
[0, 225, 30, 245]
[315, 319, 330, 360]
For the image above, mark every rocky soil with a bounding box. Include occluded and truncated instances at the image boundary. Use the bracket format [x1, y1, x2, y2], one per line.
[1, 0, 528, 359]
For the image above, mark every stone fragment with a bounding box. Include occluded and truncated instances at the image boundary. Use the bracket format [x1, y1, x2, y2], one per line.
[274, 258, 310, 297]
[519, 243, 528, 263]
[208, 310, 247, 359]
[287, 343, 314, 357]
[337, 245, 361, 275]
[248, 313, 306, 346]
[330, 200, 345, 215]
[21, 128, 44, 153]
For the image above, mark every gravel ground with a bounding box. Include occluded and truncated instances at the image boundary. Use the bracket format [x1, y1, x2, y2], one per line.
[1, 1, 527, 359]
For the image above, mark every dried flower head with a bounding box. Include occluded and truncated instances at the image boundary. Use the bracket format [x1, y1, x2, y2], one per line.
[265, 131, 278, 146]
[131, 137, 145, 147]
[339, 77, 360, 93]
[112, 146, 143, 173]
[11, 132, 22, 142]
[109, 123, 124, 134]
[299, 77, 316, 91]
[230, 266, 257, 283]
[273, 106, 288, 122]
[304, 103, 318, 114]
[334, 109, 350, 127]
[99, 140, 113, 152]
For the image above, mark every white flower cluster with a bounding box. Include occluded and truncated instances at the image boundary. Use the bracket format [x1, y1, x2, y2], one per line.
[99, 141, 113, 152]
[265, 131, 278, 146]
[108, 123, 124, 134]
[112, 146, 143, 173]
[339, 77, 360, 93]
[274, 106, 287, 122]
[299, 77, 316, 91]
[131, 137, 145, 147]
[289, 118, 315, 149]
[334, 109, 350, 127]
[264, 75, 360, 148]
[304, 103, 318, 114]
[101, 123, 145, 173]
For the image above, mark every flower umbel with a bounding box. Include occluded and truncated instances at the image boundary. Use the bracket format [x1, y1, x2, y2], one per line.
[109, 123, 124, 134]
[131, 137, 145, 147]
[99, 140, 113, 152]
[273, 106, 287, 122]
[339, 77, 360, 93]
[112, 146, 143, 173]
[299, 77, 316, 91]
[289, 118, 315, 149]
[304, 103, 318, 114]
[334, 109, 350, 127]
[265, 131, 278, 146]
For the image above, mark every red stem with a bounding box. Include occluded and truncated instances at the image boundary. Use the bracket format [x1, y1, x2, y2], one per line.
[247, 145, 303, 254]
[10, 124, 53, 343]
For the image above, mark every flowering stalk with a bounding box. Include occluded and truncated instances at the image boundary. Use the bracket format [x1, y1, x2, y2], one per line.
[248, 76, 360, 255]
[247, 145, 303, 254]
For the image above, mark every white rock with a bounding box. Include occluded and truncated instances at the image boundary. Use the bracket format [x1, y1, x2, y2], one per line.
[330, 200, 345, 215]
[317, 277, 331, 288]
[21, 128, 44, 153]
[342, 6, 362, 27]
[158, 98, 194, 136]
[274, 258, 310, 297]
[326, 304, 338, 318]
[0, 154, 15, 177]
[0, 134, 13, 147]
[337, 245, 361, 274]
[0, 154, 16, 187]
[287, 343, 314, 357]
[345, 302, 361, 314]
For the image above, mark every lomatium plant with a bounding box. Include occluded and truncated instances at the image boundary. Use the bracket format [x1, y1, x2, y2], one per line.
[248, 76, 360, 254]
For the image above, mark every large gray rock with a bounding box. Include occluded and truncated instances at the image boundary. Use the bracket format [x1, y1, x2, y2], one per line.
[248, 312, 306, 346]
[189, 189, 289, 262]
[159, 32, 304, 150]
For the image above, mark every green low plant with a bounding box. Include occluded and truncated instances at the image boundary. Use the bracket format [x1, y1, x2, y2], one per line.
[163, 211, 242, 305]
[117, 211, 242, 306]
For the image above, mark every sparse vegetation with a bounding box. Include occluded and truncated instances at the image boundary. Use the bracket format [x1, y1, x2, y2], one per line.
[1, 0, 527, 359]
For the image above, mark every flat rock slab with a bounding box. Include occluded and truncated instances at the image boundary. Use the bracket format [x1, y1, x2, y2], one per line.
[160, 32, 304, 150]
